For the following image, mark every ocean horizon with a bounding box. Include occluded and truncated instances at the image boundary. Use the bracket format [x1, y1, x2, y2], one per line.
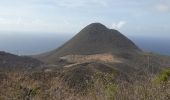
[0, 33, 170, 56]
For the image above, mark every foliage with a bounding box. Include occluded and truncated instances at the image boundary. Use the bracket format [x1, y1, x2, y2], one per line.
[154, 68, 170, 84]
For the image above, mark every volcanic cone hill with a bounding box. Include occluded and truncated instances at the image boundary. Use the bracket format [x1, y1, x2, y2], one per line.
[55, 23, 141, 55]
[35, 23, 170, 74]
[37, 23, 141, 63]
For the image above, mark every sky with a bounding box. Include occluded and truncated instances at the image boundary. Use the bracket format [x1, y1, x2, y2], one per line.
[0, 0, 170, 37]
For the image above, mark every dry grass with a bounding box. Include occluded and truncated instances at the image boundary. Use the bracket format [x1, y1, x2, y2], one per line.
[60, 53, 121, 63]
[0, 69, 169, 100]
[114, 75, 170, 100]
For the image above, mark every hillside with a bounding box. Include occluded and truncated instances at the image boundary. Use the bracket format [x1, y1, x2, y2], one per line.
[0, 51, 43, 71]
[36, 23, 141, 63]
[35, 23, 170, 73]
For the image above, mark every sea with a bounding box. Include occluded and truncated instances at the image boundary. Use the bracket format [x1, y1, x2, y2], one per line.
[0, 33, 170, 56]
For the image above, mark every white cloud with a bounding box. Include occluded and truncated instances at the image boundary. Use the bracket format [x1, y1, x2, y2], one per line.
[155, 3, 169, 12]
[0, 17, 54, 32]
[111, 21, 126, 29]
[92, 0, 109, 7]
[55, 0, 109, 8]
[57, 0, 85, 8]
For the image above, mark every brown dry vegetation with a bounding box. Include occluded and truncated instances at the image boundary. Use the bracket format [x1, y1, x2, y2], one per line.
[0, 68, 169, 100]
[60, 54, 122, 68]
[60, 54, 121, 63]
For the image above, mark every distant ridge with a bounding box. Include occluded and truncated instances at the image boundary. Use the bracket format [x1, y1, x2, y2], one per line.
[37, 23, 141, 63]
[0, 51, 42, 71]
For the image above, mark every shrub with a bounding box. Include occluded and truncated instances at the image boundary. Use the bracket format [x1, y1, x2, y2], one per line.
[155, 68, 170, 84]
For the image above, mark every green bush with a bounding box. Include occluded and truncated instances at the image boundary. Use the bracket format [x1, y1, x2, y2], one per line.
[155, 68, 170, 84]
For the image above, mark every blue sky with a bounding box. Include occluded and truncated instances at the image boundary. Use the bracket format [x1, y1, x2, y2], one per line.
[0, 0, 170, 37]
